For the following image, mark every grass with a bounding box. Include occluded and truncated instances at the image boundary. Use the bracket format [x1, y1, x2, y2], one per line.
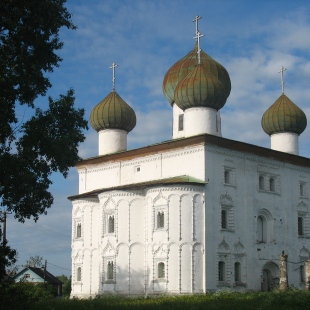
[29, 290, 310, 310]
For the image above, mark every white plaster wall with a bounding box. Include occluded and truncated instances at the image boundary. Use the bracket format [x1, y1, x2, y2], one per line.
[184, 107, 220, 137]
[78, 144, 206, 194]
[204, 144, 310, 292]
[71, 186, 205, 297]
[271, 132, 299, 155]
[98, 129, 127, 156]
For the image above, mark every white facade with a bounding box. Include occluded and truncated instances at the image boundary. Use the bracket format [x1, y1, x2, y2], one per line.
[70, 135, 310, 297]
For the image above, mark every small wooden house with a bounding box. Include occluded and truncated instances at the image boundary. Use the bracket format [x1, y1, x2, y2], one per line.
[13, 267, 63, 296]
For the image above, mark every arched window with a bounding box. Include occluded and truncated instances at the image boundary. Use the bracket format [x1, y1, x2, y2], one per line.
[108, 216, 114, 233]
[76, 267, 81, 281]
[76, 223, 81, 238]
[158, 262, 165, 278]
[234, 262, 241, 282]
[107, 261, 114, 280]
[259, 176, 265, 190]
[269, 178, 275, 192]
[157, 212, 164, 228]
[257, 215, 267, 243]
[218, 261, 225, 281]
[221, 210, 227, 229]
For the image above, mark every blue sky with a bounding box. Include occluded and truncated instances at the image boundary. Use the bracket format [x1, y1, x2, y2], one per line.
[7, 0, 310, 277]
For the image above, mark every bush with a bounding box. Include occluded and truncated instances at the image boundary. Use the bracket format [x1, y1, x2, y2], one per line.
[0, 282, 54, 310]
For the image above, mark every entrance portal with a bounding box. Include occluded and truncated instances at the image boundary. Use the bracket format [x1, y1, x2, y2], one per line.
[261, 262, 279, 291]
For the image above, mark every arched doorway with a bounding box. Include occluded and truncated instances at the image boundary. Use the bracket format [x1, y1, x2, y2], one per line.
[261, 262, 279, 291]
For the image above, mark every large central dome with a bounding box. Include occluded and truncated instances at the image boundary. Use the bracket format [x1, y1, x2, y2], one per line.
[162, 42, 231, 108]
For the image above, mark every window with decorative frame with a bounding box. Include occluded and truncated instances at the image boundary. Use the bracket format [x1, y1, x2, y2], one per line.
[108, 215, 115, 233]
[107, 261, 114, 280]
[221, 205, 234, 231]
[233, 252, 247, 287]
[158, 262, 165, 279]
[224, 167, 235, 186]
[258, 173, 280, 194]
[103, 257, 115, 283]
[157, 211, 165, 229]
[76, 223, 81, 238]
[154, 205, 167, 231]
[297, 202, 309, 238]
[103, 211, 116, 236]
[76, 267, 82, 281]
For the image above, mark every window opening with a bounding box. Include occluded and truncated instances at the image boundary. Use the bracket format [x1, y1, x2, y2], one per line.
[234, 262, 241, 282]
[76, 223, 81, 238]
[158, 262, 165, 278]
[157, 212, 164, 228]
[259, 176, 265, 190]
[224, 170, 230, 184]
[107, 261, 114, 280]
[218, 261, 225, 281]
[257, 215, 267, 243]
[221, 210, 227, 229]
[298, 217, 304, 236]
[300, 183, 305, 197]
[76, 267, 81, 281]
[178, 114, 184, 131]
[269, 178, 275, 192]
[108, 215, 115, 233]
[300, 265, 305, 283]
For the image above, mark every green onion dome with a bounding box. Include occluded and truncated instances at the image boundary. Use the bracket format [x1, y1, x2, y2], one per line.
[262, 94, 307, 136]
[174, 64, 227, 110]
[90, 90, 136, 132]
[162, 43, 231, 106]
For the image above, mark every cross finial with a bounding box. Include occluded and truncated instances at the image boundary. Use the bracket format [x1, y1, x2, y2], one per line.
[192, 15, 202, 37]
[110, 62, 118, 90]
[278, 66, 287, 94]
[194, 30, 205, 65]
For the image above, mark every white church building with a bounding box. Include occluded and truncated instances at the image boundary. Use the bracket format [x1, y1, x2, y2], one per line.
[69, 17, 310, 297]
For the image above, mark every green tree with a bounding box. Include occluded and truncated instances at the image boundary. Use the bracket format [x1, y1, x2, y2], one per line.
[0, 0, 88, 276]
[57, 274, 71, 296]
[25, 255, 44, 268]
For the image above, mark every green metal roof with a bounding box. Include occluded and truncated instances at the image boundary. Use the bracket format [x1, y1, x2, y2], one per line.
[68, 175, 206, 200]
[162, 42, 231, 106]
[262, 94, 307, 135]
[174, 64, 227, 111]
[90, 90, 136, 132]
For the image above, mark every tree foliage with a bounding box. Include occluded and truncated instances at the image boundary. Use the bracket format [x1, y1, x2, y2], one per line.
[57, 274, 71, 296]
[0, 241, 17, 278]
[25, 255, 44, 268]
[0, 0, 88, 223]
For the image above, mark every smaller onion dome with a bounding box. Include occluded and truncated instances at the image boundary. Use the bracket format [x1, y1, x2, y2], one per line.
[90, 90, 136, 132]
[262, 94, 307, 135]
[174, 64, 226, 111]
[162, 43, 231, 106]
